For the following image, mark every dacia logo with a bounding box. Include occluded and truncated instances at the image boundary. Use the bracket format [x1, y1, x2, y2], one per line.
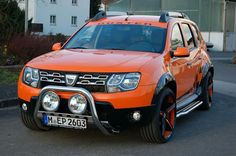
[65, 74, 78, 86]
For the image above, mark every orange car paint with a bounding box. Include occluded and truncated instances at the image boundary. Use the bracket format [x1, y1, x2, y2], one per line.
[18, 15, 209, 109]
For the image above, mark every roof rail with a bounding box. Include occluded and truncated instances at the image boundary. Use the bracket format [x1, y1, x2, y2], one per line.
[91, 11, 107, 21]
[159, 11, 190, 23]
[91, 11, 133, 21]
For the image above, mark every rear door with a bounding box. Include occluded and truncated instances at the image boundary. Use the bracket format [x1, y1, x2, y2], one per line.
[189, 24, 205, 86]
[181, 23, 202, 91]
[181, 23, 201, 92]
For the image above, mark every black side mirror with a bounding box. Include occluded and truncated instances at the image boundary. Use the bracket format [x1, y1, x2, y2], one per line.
[206, 42, 214, 49]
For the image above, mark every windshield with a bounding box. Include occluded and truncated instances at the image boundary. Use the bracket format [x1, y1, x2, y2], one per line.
[64, 24, 167, 53]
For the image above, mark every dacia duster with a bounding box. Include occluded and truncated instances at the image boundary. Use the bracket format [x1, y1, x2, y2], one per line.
[18, 11, 214, 143]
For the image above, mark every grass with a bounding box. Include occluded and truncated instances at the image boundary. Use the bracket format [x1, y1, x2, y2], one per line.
[0, 69, 20, 85]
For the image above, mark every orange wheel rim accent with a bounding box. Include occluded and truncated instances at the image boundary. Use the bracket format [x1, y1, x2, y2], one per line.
[160, 96, 175, 139]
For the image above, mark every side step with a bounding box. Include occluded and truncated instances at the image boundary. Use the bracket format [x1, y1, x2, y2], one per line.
[176, 101, 203, 118]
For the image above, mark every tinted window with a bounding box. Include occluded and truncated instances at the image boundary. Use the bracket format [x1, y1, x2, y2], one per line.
[182, 24, 196, 50]
[171, 24, 184, 51]
[64, 24, 167, 53]
[190, 25, 201, 45]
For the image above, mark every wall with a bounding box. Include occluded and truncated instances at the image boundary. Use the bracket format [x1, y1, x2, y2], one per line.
[108, 0, 224, 32]
[202, 32, 224, 51]
[225, 1, 236, 51]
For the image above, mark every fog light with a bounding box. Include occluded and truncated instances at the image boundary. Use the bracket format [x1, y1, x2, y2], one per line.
[42, 91, 60, 112]
[22, 103, 27, 111]
[132, 111, 141, 121]
[68, 94, 87, 114]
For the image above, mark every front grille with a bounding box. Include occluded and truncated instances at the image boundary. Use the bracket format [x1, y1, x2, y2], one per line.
[39, 70, 110, 92]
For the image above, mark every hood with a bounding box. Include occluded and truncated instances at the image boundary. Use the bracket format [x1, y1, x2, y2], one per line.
[27, 49, 161, 72]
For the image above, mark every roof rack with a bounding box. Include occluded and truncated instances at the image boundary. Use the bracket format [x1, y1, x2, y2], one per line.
[159, 11, 190, 23]
[91, 11, 133, 21]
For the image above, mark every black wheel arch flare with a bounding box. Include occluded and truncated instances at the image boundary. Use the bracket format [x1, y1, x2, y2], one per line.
[151, 72, 176, 105]
[202, 62, 214, 82]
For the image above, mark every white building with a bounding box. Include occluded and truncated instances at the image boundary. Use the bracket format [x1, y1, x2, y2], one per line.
[18, 0, 90, 36]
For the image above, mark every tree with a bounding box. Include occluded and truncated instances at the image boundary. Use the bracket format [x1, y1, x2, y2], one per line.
[90, 0, 102, 18]
[0, 0, 25, 45]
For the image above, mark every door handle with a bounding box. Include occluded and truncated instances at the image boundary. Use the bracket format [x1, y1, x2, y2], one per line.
[187, 62, 192, 66]
[187, 62, 192, 67]
[198, 56, 202, 60]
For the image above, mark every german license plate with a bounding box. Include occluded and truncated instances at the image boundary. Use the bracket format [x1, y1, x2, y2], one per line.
[43, 115, 87, 129]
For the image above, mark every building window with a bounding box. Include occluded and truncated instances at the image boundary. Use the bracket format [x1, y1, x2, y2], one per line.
[71, 16, 77, 26]
[50, 0, 56, 4]
[50, 15, 56, 26]
[72, 0, 77, 6]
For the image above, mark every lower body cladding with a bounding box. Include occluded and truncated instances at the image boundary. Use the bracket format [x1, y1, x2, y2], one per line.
[19, 86, 155, 135]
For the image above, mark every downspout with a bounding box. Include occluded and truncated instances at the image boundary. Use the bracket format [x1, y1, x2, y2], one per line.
[208, 0, 212, 43]
[129, 0, 132, 12]
[223, 1, 228, 51]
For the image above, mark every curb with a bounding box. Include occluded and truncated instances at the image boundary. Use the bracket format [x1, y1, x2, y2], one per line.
[211, 57, 232, 61]
[0, 97, 18, 108]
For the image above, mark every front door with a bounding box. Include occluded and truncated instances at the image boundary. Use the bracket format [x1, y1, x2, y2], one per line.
[170, 23, 193, 99]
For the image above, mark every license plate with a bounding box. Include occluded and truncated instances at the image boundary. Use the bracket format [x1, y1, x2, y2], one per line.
[43, 115, 87, 129]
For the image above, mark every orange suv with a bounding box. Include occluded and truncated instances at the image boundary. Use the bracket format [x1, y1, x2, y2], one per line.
[18, 11, 214, 143]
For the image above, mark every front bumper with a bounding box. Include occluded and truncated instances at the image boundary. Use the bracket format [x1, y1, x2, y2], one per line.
[18, 82, 156, 109]
[19, 86, 155, 135]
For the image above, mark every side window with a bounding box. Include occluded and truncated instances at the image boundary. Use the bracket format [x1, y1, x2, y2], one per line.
[182, 24, 196, 50]
[191, 25, 202, 45]
[171, 24, 184, 51]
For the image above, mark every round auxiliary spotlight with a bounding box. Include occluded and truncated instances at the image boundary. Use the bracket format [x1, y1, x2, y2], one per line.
[42, 91, 60, 112]
[68, 94, 87, 114]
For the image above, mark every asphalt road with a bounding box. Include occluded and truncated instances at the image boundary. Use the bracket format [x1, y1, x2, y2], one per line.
[0, 60, 236, 156]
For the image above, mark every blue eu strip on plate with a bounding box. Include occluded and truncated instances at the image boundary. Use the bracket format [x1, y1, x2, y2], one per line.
[42, 114, 48, 125]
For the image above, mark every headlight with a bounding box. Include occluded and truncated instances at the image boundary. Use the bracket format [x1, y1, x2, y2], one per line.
[107, 73, 141, 93]
[23, 67, 39, 88]
[68, 94, 87, 114]
[42, 91, 60, 112]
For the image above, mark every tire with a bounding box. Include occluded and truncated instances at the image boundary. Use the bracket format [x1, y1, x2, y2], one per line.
[140, 88, 176, 143]
[199, 72, 213, 110]
[20, 108, 43, 131]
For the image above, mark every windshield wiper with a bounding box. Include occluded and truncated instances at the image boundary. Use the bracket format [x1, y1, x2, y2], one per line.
[67, 46, 88, 49]
[108, 48, 125, 50]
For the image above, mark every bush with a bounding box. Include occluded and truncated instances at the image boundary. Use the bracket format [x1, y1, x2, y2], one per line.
[5, 33, 68, 65]
[52, 33, 68, 43]
[7, 34, 53, 64]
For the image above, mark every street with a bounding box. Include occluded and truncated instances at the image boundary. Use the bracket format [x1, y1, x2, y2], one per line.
[0, 59, 236, 156]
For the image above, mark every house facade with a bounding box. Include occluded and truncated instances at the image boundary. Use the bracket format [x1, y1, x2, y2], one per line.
[18, 0, 90, 36]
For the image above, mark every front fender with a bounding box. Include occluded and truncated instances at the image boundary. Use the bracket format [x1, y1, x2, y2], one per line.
[202, 62, 214, 79]
[151, 72, 176, 104]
